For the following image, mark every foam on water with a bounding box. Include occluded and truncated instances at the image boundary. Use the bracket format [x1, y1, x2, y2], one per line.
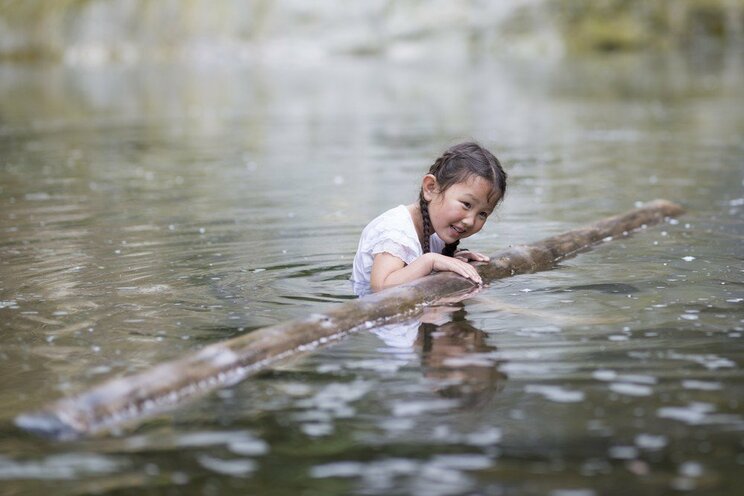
[525, 385, 585, 403]
[634, 433, 668, 450]
[392, 399, 460, 416]
[197, 455, 255, 477]
[0, 453, 122, 480]
[657, 402, 743, 426]
[667, 352, 736, 370]
[681, 380, 722, 391]
[609, 383, 653, 396]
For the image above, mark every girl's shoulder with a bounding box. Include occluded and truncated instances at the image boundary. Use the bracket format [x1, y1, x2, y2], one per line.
[363, 205, 410, 232]
[360, 205, 419, 249]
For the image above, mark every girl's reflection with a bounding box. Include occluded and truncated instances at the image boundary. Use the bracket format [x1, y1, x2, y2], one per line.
[372, 302, 506, 407]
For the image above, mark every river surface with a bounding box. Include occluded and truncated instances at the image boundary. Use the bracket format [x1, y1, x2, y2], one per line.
[0, 51, 742, 495]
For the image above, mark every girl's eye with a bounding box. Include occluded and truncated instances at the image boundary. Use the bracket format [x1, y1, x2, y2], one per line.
[479, 212, 489, 219]
[461, 202, 471, 209]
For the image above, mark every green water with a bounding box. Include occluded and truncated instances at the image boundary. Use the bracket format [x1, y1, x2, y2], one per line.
[0, 51, 742, 495]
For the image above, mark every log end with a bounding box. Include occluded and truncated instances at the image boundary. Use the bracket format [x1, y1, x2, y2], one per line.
[14, 410, 82, 441]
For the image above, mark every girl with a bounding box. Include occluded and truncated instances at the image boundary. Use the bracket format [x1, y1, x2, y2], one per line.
[351, 142, 507, 296]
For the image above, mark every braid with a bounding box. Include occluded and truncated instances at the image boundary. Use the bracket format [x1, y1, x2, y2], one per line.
[419, 192, 433, 254]
[420, 191, 459, 257]
[442, 240, 460, 257]
[419, 154, 450, 255]
[420, 153, 463, 258]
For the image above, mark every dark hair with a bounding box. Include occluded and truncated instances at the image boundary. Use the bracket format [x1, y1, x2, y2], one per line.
[419, 142, 507, 256]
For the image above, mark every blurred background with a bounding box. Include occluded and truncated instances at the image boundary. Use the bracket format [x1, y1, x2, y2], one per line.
[1, 0, 742, 63]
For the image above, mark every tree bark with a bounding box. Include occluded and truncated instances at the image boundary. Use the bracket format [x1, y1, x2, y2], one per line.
[16, 199, 684, 439]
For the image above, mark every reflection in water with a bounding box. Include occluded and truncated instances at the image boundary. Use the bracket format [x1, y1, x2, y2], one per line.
[373, 305, 507, 409]
[417, 308, 506, 407]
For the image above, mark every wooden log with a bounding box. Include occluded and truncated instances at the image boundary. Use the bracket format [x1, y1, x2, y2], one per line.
[15, 199, 684, 439]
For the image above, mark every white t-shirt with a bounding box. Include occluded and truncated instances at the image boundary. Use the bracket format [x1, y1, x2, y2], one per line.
[351, 205, 444, 296]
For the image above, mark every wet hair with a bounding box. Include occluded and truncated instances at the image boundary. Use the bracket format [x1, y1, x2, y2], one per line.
[419, 142, 507, 256]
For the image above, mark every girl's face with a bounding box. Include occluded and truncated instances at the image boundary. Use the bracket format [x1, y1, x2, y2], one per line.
[423, 174, 500, 244]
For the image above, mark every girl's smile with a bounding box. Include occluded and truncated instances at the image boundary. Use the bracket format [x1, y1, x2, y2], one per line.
[421, 175, 499, 245]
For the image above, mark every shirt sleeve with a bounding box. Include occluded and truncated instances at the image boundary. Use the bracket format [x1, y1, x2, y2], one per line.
[369, 228, 420, 266]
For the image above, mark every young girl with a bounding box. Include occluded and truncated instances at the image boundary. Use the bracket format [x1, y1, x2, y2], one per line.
[351, 142, 507, 296]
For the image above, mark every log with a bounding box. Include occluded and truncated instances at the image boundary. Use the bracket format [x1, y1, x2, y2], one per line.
[15, 199, 684, 439]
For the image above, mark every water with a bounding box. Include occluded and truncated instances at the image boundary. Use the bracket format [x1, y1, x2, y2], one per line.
[1, 51, 742, 495]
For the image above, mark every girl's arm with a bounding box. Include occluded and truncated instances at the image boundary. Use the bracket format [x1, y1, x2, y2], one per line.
[370, 252, 483, 292]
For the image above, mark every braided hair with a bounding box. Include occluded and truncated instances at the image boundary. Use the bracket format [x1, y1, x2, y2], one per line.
[419, 142, 507, 257]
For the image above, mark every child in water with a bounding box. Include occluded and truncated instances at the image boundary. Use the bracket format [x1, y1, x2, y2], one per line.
[351, 142, 507, 296]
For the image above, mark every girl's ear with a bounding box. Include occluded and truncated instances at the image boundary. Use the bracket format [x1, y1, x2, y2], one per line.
[421, 174, 439, 201]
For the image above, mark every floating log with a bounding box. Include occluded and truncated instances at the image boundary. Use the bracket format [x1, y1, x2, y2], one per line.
[15, 199, 684, 439]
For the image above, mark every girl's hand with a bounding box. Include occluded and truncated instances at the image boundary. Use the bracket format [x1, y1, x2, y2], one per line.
[454, 249, 490, 263]
[370, 251, 486, 292]
[427, 253, 483, 285]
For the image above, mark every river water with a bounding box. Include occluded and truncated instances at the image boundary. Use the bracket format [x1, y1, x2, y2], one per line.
[0, 51, 742, 495]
